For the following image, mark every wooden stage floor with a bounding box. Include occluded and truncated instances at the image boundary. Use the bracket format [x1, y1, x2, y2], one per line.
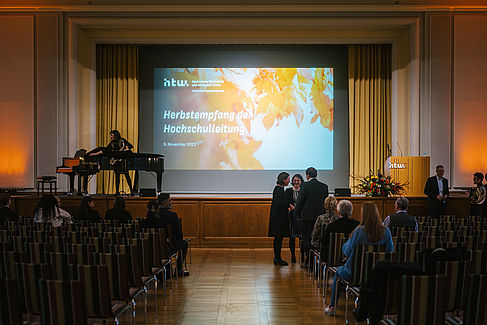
[124, 248, 354, 325]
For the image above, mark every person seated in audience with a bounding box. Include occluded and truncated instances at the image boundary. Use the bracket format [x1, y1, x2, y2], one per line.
[311, 197, 338, 251]
[105, 196, 133, 223]
[140, 200, 165, 228]
[54, 195, 72, 218]
[76, 196, 101, 222]
[0, 193, 18, 224]
[484, 172, 487, 217]
[158, 193, 189, 277]
[34, 194, 72, 227]
[466, 172, 486, 216]
[325, 202, 393, 316]
[382, 196, 418, 231]
[319, 199, 360, 261]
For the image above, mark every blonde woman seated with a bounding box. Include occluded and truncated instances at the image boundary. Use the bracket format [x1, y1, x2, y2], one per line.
[311, 197, 338, 251]
[325, 202, 393, 316]
[34, 194, 72, 227]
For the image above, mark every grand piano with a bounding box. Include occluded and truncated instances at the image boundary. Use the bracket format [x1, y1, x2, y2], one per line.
[56, 152, 164, 194]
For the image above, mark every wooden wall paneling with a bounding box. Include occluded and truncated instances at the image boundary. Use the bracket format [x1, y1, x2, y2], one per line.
[172, 200, 201, 246]
[11, 195, 472, 247]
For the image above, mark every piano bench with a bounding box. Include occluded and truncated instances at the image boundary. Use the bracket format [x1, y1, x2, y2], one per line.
[37, 176, 57, 196]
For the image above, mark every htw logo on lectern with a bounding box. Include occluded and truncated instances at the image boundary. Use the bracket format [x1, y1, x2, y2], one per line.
[389, 162, 407, 169]
[163, 78, 189, 87]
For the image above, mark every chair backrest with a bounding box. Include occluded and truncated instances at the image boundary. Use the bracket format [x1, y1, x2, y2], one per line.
[1, 251, 28, 278]
[463, 274, 487, 325]
[363, 252, 397, 284]
[468, 249, 487, 275]
[20, 262, 52, 316]
[350, 244, 385, 286]
[46, 252, 77, 280]
[110, 244, 144, 288]
[396, 243, 417, 263]
[69, 264, 112, 318]
[128, 237, 153, 276]
[83, 237, 110, 253]
[66, 243, 96, 265]
[434, 260, 469, 312]
[0, 278, 23, 325]
[323, 232, 346, 266]
[397, 275, 445, 325]
[27, 242, 53, 263]
[38, 279, 87, 325]
[93, 252, 130, 300]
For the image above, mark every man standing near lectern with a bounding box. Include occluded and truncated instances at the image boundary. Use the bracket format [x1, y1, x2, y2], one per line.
[424, 165, 449, 218]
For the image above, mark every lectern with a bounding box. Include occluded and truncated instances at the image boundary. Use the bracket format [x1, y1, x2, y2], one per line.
[384, 156, 430, 196]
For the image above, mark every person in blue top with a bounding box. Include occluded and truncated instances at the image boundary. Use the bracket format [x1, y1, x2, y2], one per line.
[325, 202, 394, 316]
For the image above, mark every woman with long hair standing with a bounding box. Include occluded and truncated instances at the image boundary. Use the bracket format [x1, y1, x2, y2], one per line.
[285, 173, 304, 263]
[325, 202, 393, 316]
[268, 172, 292, 266]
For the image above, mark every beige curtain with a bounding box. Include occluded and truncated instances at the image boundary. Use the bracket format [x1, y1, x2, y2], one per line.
[348, 44, 392, 192]
[96, 45, 139, 194]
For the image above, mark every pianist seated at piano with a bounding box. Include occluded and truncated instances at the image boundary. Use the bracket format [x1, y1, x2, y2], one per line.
[105, 196, 133, 223]
[76, 196, 101, 223]
[34, 194, 72, 227]
[88, 129, 134, 196]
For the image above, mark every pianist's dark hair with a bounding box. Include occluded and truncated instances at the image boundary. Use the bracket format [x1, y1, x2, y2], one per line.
[110, 130, 121, 140]
[35, 194, 59, 223]
[113, 196, 126, 210]
[79, 196, 94, 215]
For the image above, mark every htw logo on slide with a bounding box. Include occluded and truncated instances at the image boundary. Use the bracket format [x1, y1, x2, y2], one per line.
[163, 78, 189, 87]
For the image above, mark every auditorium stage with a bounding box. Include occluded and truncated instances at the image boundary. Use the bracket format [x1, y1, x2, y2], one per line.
[11, 194, 470, 248]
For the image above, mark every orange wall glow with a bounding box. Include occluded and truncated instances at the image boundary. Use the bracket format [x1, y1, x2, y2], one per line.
[0, 101, 34, 188]
[0, 16, 35, 189]
[454, 102, 487, 186]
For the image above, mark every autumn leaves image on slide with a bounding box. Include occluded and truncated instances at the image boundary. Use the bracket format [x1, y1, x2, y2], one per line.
[156, 68, 334, 170]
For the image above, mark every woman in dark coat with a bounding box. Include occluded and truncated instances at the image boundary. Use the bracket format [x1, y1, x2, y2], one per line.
[76, 196, 101, 223]
[285, 173, 304, 263]
[105, 196, 133, 223]
[268, 172, 292, 265]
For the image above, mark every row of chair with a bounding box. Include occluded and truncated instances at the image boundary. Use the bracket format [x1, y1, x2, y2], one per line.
[0, 218, 187, 325]
[305, 217, 487, 324]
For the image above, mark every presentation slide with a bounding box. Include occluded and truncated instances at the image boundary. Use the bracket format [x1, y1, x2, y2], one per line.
[154, 67, 334, 170]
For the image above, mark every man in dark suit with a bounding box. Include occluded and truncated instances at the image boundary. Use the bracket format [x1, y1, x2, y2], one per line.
[158, 193, 189, 277]
[382, 196, 418, 231]
[295, 167, 329, 267]
[0, 193, 18, 225]
[424, 165, 449, 218]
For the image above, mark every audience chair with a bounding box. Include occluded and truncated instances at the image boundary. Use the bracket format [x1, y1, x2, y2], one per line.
[445, 274, 487, 325]
[468, 249, 487, 275]
[0, 278, 23, 325]
[110, 244, 149, 324]
[378, 274, 446, 325]
[334, 244, 385, 322]
[69, 264, 132, 325]
[65, 243, 96, 265]
[93, 253, 136, 324]
[323, 233, 347, 301]
[38, 279, 86, 325]
[20, 262, 52, 319]
[46, 252, 76, 280]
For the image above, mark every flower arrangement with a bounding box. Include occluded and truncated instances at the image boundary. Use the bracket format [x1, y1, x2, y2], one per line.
[354, 173, 407, 197]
